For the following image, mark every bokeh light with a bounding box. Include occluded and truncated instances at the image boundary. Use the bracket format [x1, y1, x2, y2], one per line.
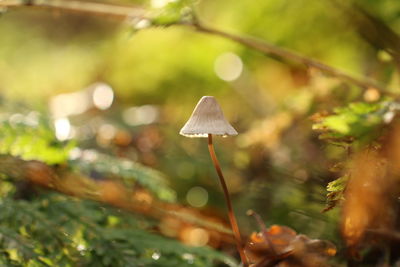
[50, 90, 91, 118]
[186, 186, 208, 208]
[92, 83, 114, 110]
[122, 105, 159, 126]
[363, 88, 380, 102]
[181, 227, 209, 247]
[54, 117, 72, 141]
[96, 124, 117, 146]
[151, 0, 174, 8]
[151, 251, 161, 260]
[132, 19, 151, 30]
[214, 52, 243, 81]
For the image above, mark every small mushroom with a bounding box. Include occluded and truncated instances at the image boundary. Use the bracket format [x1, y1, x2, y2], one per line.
[180, 96, 248, 266]
[180, 96, 238, 138]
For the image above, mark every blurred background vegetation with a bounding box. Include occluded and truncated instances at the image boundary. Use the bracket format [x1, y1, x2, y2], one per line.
[0, 0, 400, 266]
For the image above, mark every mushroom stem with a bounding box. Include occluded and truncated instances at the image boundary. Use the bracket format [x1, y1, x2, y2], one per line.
[207, 134, 248, 266]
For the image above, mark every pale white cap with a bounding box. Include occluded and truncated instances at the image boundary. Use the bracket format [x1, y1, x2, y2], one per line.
[180, 96, 238, 138]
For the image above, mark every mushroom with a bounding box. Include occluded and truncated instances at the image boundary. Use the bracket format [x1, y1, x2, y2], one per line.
[180, 96, 238, 138]
[180, 96, 248, 266]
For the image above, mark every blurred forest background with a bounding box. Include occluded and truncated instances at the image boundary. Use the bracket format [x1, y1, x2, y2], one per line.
[0, 0, 400, 266]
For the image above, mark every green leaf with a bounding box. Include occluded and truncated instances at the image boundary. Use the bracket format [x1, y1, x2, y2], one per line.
[323, 174, 348, 212]
[312, 101, 400, 146]
[327, 174, 348, 192]
[0, 113, 74, 165]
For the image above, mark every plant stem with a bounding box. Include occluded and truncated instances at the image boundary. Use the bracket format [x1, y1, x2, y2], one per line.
[207, 134, 248, 266]
[247, 210, 277, 257]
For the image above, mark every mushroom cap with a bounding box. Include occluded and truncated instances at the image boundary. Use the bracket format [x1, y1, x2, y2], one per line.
[180, 96, 238, 138]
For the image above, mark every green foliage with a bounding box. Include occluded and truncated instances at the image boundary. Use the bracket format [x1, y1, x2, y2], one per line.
[312, 101, 400, 147]
[71, 152, 177, 202]
[0, 113, 74, 165]
[312, 101, 400, 211]
[326, 174, 348, 193]
[324, 174, 348, 212]
[0, 192, 237, 267]
[0, 112, 236, 266]
[0, 113, 177, 202]
[313, 101, 400, 212]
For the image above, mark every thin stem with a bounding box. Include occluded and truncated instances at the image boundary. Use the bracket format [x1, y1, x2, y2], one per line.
[247, 210, 277, 257]
[207, 134, 248, 266]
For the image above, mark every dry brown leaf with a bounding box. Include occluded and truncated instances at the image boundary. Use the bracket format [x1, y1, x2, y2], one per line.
[245, 224, 336, 267]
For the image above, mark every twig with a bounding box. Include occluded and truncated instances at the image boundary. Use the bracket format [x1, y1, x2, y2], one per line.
[247, 210, 278, 257]
[191, 22, 385, 91]
[0, 0, 146, 19]
[0, 0, 387, 92]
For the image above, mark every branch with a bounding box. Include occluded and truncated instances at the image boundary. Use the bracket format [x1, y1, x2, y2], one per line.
[0, 0, 146, 19]
[0, 0, 387, 92]
[192, 22, 385, 91]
